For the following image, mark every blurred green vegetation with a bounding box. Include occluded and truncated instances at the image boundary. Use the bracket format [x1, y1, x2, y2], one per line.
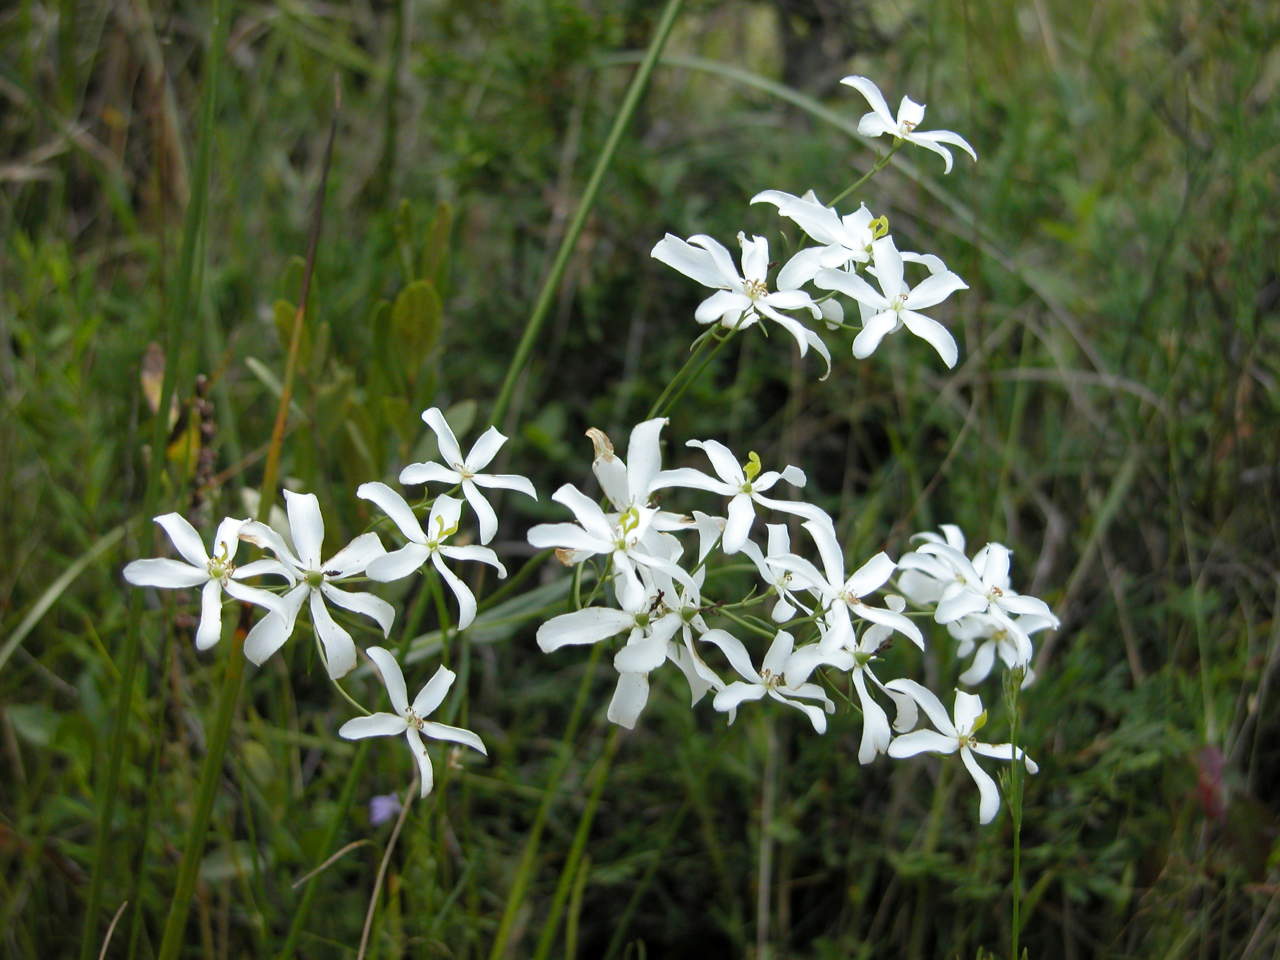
[2, 0, 1279, 957]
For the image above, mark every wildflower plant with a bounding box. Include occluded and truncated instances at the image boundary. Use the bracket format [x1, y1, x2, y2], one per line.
[111, 55, 1060, 960]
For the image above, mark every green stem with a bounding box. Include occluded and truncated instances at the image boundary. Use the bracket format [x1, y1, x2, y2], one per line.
[644, 329, 717, 419]
[79, 4, 226, 957]
[155, 629, 247, 959]
[1007, 672, 1025, 960]
[276, 584, 431, 959]
[489, 0, 685, 428]
[828, 140, 904, 206]
[487, 642, 605, 959]
[650, 329, 736, 419]
[531, 727, 623, 960]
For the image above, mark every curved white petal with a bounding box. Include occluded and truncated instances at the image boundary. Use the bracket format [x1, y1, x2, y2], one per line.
[321, 583, 394, 636]
[283, 490, 325, 569]
[411, 663, 456, 717]
[606, 672, 650, 729]
[422, 721, 487, 755]
[537, 607, 635, 652]
[366, 543, 432, 582]
[433, 554, 477, 630]
[901, 311, 959, 368]
[123, 558, 207, 588]
[357, 482, 427, 544]
[323, 532, 386, 579]
[338, 712, 407, 739]
[421, 407, 464, 466]
[961, 746, 1002, 824]
[461, 479, 498, 545]
[195, 579, 224, 650]
[465, 425, 507, 471]
[154, 513, 209, 568]
[886, 729, 957, 758]
[310, 591, 356, 679]
[404, 727, 434, 798]
[398, 461, 461, 487]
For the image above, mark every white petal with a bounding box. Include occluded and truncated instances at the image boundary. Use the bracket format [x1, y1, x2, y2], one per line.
[421, 406, 464, 466]
[687, 438, 744, 485]
[471, 472, 538, 499]
[695, 289, 751, 325]
[851, 311, 899, 359]
[366, 543, 432, 582]
[433, 554, 478, 630]
[971, 742, 1038, 775]
[243, 606, 296, 666]
[526, 522, 609, 555]
[650, 234, 727, 290]
[321, 583, 395, 636]
[961, 747, 1002, 824]
[437, 544, 507, 578]
[700, 628, 761, 683]
[195, 579, 223, 650]
[123, 558, 207, 588]
[283, 490, 325, 569]
[886, 729, 957, 758]
[465, 426, 507, 471]
[901, 311, 959, 368]
[712, 681, 767, 716]
[550, 484, 615, 542]
[625, 418, 667, 501]
[422, 721, 487, 755]
[154, 513, 209, 567]
[411, 663, 456, 717]
[310, 591, 357, 679]
[537, 607, 635, 652]
[366, 646, 410, 714]
[614, 635, 668, 674]
[952, 690, 985, 734]
[323, 532, 386, 579]
[739, 233, 770, 283]
[357, 482, 427, 544]
[905, 271, 967, 311]
[462, 479, 498, 545]
[884, 678, 958, 736]
[840, 76, 896, 130]
[404, 728, 434, 798]
[721, 495, 756, 555]
[399, 461, 461, 486]
[935, 588, 989, 624]
[338, 712, 408, 739]
[606, 672, 650, 729]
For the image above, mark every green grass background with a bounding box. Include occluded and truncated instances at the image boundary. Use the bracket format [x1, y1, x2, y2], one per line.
[2, 0, 1279, 956]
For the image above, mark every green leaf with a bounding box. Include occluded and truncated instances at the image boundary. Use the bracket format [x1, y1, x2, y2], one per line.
[390, 280, 442, 384]
[421, 202, 453, 295]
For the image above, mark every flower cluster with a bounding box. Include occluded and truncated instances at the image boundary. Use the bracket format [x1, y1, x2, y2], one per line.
[653, 76, 973, 373]
[124, 406, 538, 796]
[528, 418, 1055, 823]
[122, 76, 1059, 825]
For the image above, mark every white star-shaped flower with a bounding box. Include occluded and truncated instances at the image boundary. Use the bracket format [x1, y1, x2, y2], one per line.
[399, 407, 538, 545]
[841, 76, 978, 174]
[651, 231, 831, 373]
[237, 490, 392, 679]
[816, 236, 967, 368]
[702, 629, 834, 734]
[338, 647, 486, 798]
[886, 680, 1037, 824]
[123, 514, 289, 650]
[358, 485, 507, 630]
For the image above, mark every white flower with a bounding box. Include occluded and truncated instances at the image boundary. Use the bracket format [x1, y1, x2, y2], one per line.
[123, 514, 290, 650]
[702, 629, 834, 733]
[653, 439, 823, 554]
[772, 517, 923, 652]
[586, 419, 689, 534]
[908, 540, 1058, 662]
[785, 596, 920, 764]
[885, 680, 1037, 824]
[651, 231, 831, 373]
[816, 236, 967, 368]
[841, 76, 977, 174]
[527, 483, 692, 611]
[751, 189, 882, 288]
[357, 485, 507, 630]
[739, 523, 812, 622]
[399, 407, 538, 545]
[338, 647, 486, 798]
[237, 491, 392, 679]
[949, 612, 1053, 686]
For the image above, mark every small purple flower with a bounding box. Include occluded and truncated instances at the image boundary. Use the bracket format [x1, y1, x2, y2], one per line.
[369, 794, 402, 825]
